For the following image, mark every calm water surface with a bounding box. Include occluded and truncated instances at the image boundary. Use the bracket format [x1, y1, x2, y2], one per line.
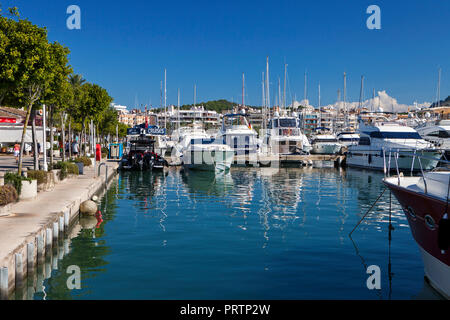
[25, 166, 443, 299]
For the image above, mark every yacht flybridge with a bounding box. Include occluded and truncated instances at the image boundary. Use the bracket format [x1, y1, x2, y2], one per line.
[262, 111, 311, 155]
[416, 119, 450, 156]
[347, 117, 442, 171]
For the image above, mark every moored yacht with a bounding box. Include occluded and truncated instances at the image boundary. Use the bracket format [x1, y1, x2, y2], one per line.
[347, 118, 441, 171]
[416, 120, 450, 157]
[262, 111, 311, 155]
[310, 128, 343, 155]
[182, 137, 235, 171]
[216, 112, 259, 156]
[337, 130, 360, 147]
[384, 158, 450, 299]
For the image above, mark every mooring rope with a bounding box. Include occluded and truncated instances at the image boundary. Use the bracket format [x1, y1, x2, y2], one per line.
[349, 187, 387, 236]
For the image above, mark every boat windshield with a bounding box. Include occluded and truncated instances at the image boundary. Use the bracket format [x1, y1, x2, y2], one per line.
[314, 138, 338, 143]
[191, 138, 219, 145]
[369, 131, 422, 139]
[279, 119, 297, 128]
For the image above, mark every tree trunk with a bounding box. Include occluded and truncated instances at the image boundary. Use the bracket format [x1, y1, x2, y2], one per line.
[31, 109, 38, 170]
[49, 105, 54, 166]
[18, 102, 34, 175]
[68, 119, 72, 159]
[61, 112, 66, 162]
[81, 118, 86, 156]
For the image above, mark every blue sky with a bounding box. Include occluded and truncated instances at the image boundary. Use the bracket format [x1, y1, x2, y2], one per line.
[7, 0, 450, 109]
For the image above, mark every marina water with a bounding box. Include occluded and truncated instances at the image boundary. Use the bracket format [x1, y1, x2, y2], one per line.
[23, 166, 443, 299]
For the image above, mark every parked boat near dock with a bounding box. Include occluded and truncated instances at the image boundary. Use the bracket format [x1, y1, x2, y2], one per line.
[384, 155, 450, 299]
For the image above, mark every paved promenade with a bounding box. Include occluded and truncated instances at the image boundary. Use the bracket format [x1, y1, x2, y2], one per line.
[0, 158, 118, 295]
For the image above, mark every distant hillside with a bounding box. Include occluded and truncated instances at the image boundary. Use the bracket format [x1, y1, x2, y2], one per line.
[153, 99, 259, 113]
[430, 95, 450, 108]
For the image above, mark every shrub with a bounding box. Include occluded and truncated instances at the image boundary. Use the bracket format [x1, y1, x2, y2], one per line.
[67, 162, 79, 175]
[73, 156, 92, 167]
[0, 185, 18, 206]
[27, 170, 48, 185]
[54, 161, 79, 180]
[4, 172, 31, 196]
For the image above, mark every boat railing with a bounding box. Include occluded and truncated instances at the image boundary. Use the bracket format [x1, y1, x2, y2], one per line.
[384, 149, 450, 192]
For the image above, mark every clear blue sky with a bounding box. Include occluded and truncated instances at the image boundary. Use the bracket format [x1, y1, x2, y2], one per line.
[8, 0, 450, 109]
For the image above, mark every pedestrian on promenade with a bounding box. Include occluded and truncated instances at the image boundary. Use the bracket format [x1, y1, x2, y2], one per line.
[13, 143, 20, 163]
[73, 140, 79, 156]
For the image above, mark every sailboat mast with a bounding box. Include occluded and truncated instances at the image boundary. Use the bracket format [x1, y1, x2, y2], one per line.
[266, 56, 270, 116]
[283, 64, 287, 110]
[318, 83, 321, 128]
[438, 67, 441, 108]
[359, 75, 364, 110]
[304, 70, 307, 103]
[278, 77, 281, 110]
[372, 88, 375, 113]
[343, 72, 347, 128]
[164, 69, 167, 129]
[177, 88, 180, 130]
[242, 72, 245, 109]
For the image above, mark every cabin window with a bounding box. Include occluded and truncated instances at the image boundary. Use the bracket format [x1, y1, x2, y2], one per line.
[369, 131, 422, 139]
[279, 119, 297, 128]
[439, 130, 450, 138]
[358, 137, 371, 146]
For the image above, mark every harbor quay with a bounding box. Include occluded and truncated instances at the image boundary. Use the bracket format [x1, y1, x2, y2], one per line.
[0, 157, 119, 297]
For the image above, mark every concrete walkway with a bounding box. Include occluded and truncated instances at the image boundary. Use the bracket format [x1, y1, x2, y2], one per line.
[0, 159, 118, 294]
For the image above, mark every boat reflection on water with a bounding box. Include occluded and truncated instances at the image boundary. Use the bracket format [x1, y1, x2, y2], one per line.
[180, 168, 234, 197]
[12, 167, 437, 300]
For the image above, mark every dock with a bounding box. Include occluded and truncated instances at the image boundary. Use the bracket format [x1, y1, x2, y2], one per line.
[166, 154, 346, 167]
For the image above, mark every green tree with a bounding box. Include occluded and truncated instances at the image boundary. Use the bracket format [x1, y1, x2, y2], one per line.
[0, 16, 56, 174]
[42, 43, 72, 165]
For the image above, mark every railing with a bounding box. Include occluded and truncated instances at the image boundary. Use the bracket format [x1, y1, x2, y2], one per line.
[97, 162, 108, 189]
[384, 149, 450, 192]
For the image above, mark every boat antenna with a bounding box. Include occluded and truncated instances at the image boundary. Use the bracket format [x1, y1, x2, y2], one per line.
[283, 63, 287, 111]
[164, 68, 167, 129]
[177, 88, 180, 130]
[359, 75, 364, 111]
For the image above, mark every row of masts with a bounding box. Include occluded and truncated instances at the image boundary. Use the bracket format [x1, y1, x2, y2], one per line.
[143, 64, 443, 132]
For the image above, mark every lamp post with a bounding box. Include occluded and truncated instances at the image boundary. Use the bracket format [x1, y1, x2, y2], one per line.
[42, 104, 48, 171]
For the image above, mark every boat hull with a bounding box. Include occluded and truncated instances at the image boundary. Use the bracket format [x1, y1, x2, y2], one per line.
[383, 180, 450, 298]
[183, 150, 234, 171]
[311, 143, 342, 155]
[347, 149, 441, 171]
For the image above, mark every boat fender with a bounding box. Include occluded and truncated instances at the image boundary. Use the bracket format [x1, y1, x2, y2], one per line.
[368, 154, 372, 164]
[438, 213, 450, 253]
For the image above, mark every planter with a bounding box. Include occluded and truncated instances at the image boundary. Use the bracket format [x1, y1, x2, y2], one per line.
[51, 169, 61, 183]
[75, 162, 84, 175]
[20, 179, 37, 200]
[37, 172, 55, 192]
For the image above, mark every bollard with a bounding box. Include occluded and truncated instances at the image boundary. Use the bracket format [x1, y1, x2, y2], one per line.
[27, 242, 35, 274]
[37, 234, 44, 263]
[0, 267, 8, 300]
[64, 239, 70, 255]
[53, 222, 59, 242]
[59, 216, 64, 234]
[45, 228, 52, 252]
[52, 252, 58, 271]
[64, 210, 70, 229]
[58, 244, 64, 260]
[15, 253, 23, 289]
